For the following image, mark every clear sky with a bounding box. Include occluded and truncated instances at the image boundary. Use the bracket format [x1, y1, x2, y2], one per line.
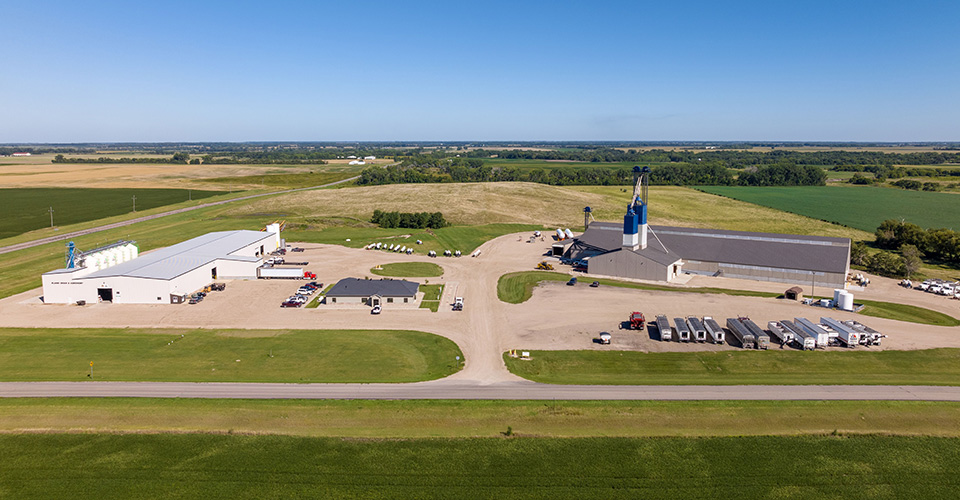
[2, 0, 958, 142]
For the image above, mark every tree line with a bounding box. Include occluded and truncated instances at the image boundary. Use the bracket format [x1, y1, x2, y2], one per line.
[357, 162, 825, 188]
[850, 219, 960, 278]
[52, 153, 192, 164]
[371, 210, 448, 229]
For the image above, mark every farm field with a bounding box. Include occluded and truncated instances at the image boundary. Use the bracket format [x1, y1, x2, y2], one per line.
[3, 398, 959, 437]
[2, 434, 957, 499]
[503, 348, 960, 386]
[195, 170, 357, 189]
[0, 187, 220, 239]
[699, 185, 960, 232]
[371, 262, 444, 277]
[0, 328, 462, 383]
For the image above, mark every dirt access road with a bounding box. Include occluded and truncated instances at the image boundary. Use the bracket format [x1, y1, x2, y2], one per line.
[0, 176, 358, 256]
[3, 231, 960, 386]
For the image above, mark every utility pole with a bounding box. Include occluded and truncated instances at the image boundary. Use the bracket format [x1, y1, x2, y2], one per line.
[188, 189, 192, 201]
[48, 206, 54, 228]
[132, 195, 137, 212]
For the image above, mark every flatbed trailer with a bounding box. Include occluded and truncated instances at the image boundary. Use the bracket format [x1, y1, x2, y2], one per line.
[820, 317, 860, 347]
[655, 315, 673, 342]
[674, 317, 691, 342]
[795, 317, 829, 348]
[725, 318, 756, 349]
[767, 321, 794, 346]
[781, 320, 816, 350]
[740, 317, 769, 350]
[686, 316, 707, 342]
[703, 316, 725, 344]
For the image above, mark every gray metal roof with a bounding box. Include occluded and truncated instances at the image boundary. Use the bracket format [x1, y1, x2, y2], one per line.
[79, 230, 272, 280]
[326, 278, 420, 297]
[579, 222, 849, 274]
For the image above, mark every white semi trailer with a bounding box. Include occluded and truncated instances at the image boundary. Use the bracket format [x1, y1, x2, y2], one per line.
[820, 317, 860, 347]
[781, 320, 816, 350]
[258, 266, 304, 279]
[795, 318, 829, 348]
[703, 316, 725, 344]
[655, 315, 673, 342]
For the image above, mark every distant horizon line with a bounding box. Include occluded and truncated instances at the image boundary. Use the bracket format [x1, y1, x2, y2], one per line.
[3, 140, 959, 146]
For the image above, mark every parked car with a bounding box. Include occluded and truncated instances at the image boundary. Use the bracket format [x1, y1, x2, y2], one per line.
[280, 300, 300, 308]
[567, 277, 577, 286]
[590, 281, 600, 287]
[371, 305, 382, 314]
[297, 287, 314, 295]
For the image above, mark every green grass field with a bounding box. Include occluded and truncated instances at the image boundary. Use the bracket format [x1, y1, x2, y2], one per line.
[859, 299, 960, 326]
[196, 171, 356, 189]
[698, 185, 960, 231]
[419, 284, 444, 312]
[3, 398, 960, 437]
[0, 328, 462, 383]
[496, 271, 956, 325]
[0, 187, 221, 239]
[371, 261, 444, 277]
[2, 434, 957, 498]
[504, 348, 960, 385]
[295, 222, 543, 255]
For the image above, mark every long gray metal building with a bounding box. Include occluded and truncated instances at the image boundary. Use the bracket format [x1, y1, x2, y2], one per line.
[564, 167, 851, 288]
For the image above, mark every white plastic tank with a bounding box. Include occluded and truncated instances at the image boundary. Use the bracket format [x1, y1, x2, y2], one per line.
[564, 228, 574, 239]
[839, 291, 854, 311]
[130, 245, 138, 259]
[556, 228, 565, 240]
[833, 289, 842, 303]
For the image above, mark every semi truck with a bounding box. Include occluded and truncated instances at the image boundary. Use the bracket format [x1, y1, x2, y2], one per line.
[258, 266, 305, 279]
[629, 312, 645, 330]
[725, 318, 756, 349]
[795, 317, 829, 348]
[820, 317, 860, 347]
[781, 320, 816, 350]
[740, 317, 769, 350]
[655, 315, 673, 342]
[703, 316, 725, 344]
[673, 317, 691, 342]
[686, 316, 707, 342]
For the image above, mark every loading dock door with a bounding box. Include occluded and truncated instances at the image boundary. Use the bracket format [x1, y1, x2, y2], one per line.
[97, 288, 113, 302]
[211, 267, 217, 279]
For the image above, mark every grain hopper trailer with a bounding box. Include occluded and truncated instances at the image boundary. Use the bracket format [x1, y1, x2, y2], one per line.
[673, 317, 691, 342]
[655, 315, 672, 342]
[740, 317, 769, 350]
[703, 316, 725, 344]
[767, 321, 794, 346]
[685, 316, 707, 342]
[725, 318, 756, 349]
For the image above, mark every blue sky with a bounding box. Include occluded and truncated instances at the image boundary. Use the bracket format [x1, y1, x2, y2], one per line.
[1, 1, 958, 142]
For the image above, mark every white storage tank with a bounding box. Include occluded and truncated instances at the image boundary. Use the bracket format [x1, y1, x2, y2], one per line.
[564, 228, 574, 239]
[839, 291, 854, 311]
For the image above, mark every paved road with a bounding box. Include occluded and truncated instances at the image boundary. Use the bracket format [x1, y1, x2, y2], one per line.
[0, 176, 359, 255]
[2, 381, 959, 401]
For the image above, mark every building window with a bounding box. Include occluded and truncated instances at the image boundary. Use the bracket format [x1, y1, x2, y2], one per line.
[157, 297, 161, 301]
[387, 298, 394, 303]
[404, 298, 408, 303]
[331, 297, 336, 303]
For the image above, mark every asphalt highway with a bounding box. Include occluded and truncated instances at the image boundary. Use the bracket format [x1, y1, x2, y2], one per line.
[2, 381, 959, 401]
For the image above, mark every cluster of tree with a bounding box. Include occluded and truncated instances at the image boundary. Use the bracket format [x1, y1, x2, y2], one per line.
[732, 163, 826, 186]
[847, 173, 880, 185]
[874, 219, 960, 265]
[833, 164, 960, 181]
[52, 153, 191, 164]
[850, 241, 923, 278]
[891, 179, 941, 191]
[371, 210, 448, 229]
[357, 163, 738, 187]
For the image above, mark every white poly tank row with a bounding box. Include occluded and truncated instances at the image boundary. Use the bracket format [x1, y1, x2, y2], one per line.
[83, 243, 138, 271]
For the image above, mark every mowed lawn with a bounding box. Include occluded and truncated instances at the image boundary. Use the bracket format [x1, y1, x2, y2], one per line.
[371, 261, 444, 277]
[0, 328, 462, 383]
[698, 185, 960, 232]
[2, 434, 958, 499]
[0, 187, 220, 239]
[504, 348, 960, 385]
[3, 399, 960, 437]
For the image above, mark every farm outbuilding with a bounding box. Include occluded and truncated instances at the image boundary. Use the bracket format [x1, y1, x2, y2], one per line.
[324, 278, 420, 307]
[41, 224, 283, 304]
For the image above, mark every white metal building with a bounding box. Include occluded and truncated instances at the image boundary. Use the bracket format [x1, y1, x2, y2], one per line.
[42, 225, 282, 304]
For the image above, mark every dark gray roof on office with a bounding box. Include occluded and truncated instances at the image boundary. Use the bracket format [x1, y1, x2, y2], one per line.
[326, 278, 420, 297]
[579, 222, 849, 273]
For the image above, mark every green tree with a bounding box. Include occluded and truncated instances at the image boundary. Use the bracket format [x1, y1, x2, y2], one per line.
[866, 251, 905, 278]
[171, 152, 190, 163]
[900, 244, 922, 278]
[850, 241, 869, 266]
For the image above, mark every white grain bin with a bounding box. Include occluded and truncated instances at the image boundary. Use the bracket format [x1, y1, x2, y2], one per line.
[839, 291, 854, 311]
